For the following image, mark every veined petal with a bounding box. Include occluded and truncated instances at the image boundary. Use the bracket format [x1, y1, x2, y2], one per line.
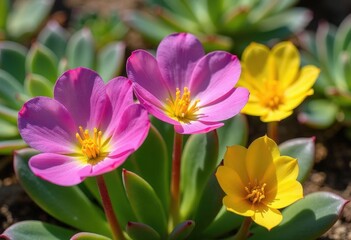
[199, 87, 249, 122]
[272, 42, 300, 89]
[174, 120, 223, 134]
[242, 43, 273, 82]
[223, 145, 249, 183]
[267, 181, 303, 209]
[246, 136, 279, 182]
[29, 153, 91, 186]
[18, 97, 77, 154]
[127, 50, 170, 101]
[110, 104, 150, 158]
[54, 67, 107, 130]
[223, 195, 254, 217]
[189, 51, 241, 105]
[103, 77, 134, 136]
[252, 204, 282, 230]
[285, 65, 320, 98]
[274, 156, 299, 184]
[216, 166, 247, 197]
[156, 32, 205, 90]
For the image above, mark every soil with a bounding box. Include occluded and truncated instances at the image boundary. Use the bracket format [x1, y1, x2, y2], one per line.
[1, 0, 351, 239]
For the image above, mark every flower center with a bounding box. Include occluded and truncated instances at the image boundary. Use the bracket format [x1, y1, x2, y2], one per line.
[260, 81, 284, 110]
[166, 87, 200, 123]
[245, 182, 267, 204]
[76, 126, 103, 163]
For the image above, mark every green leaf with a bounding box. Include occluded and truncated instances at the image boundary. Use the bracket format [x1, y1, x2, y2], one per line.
[38, 20, 69, 60]
[0, 118, 19, 138]
[298, 99, 338, 129]
[0, 69, 24, 108]
[168, 220, 195, 240]
[126, 222, 161, 240]
[125, 125, 169, 213]
[0, 139, 27, 154]
[26, 43, 58, 84]
[97, 41, 125, 82]
[14, 149, 111, 237]
[7, 0, 54, 39]
[24, 73, 54, 97]
[122, 169, 168, 238]
[180, 130, 219, 219]
[0, 220, 76, 240]
[217, 114, 248, 165]
[71, 232, 111, 240]
[0, 104, 18, 123]
[250, 192, 349, 240]
[279, 137, 315, 183]
[66, 28, 95, 69]
[0, 0, 9, 31]
[0, 41, 27, 84]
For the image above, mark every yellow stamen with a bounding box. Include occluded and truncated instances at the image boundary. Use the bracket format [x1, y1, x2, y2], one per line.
[76, 127, 103, 161]
[245, 181, 267, 204]
[260, 80, 284, 110]
[166, 87, 200, 123]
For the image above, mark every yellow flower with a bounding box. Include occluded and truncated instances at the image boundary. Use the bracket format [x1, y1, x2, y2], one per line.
[215, 136, 303, 230]
[238, 42, 320, 122]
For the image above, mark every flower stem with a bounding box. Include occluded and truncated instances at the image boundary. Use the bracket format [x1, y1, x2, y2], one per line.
[96, 175, 125, 240]
[233, 217, 252, 240]
[170, 131, 183, 227]
[267, 121, 279, 142]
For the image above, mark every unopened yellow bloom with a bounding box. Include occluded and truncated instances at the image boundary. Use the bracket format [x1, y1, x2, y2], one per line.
[238, 42, 320, 122]
[216, 136, 303, 230]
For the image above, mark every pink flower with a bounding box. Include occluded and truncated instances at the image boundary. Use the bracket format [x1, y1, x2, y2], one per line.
[18, 67, 150, 186]
[127, 33, 249, 134]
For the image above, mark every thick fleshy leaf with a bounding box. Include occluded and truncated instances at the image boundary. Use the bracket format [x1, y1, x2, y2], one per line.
[71, 232, 111, 240]
[0, 220, 75, 240]
[0, 0, 8, 31]
[6, 0, 54, 39]
[0, 104, 18, 124]
[38, 20, 69, 60]
[122, 170, 168, 238]
[279, 137, 315, 183]
[66, 28, 94, 69]
[97, 42, 126, 82]
[0, 41, 27, 83]
[126, 222, 161, 240]
[169, 220, 195, 240]
[0, 139, 27, 154]
[24, 74, 53, 97]
[0, 118, 18, 138]
[298, 99, 338, 129]
[14, 149, 111, 236]
[180, 130, 218, 219]
[124, 125, 169, 213]
[26, 43, 58, 84]
[250, 192, 349, 240]
[0, 69, 24, 108]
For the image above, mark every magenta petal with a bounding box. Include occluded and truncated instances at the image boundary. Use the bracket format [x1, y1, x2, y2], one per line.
[29, 153, 91, 186]
[127, 50, 170, 101]
[200, 87, 249, 122]
[189, 51, 241, 105]
[156, 33, 205, 90]
[174, 121, 224, 134]
[54, 67, 107, 130]
[89, 151, 134, 176]
[18, 97, 77, 153]
[102, 77, 134, 136]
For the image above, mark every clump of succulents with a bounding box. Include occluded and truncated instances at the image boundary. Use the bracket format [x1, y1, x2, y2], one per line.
[0, 20, 126, 154]
[298, 15, 351, 130]
[124, 0, 311, 52]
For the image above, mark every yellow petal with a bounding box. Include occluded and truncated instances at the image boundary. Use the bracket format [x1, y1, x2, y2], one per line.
[246, 136, 279, 182]
[267, 181, 303, 209]
[241, 101, 269, 117]
[285, 65, 320, 98]
[223, 195, 254, 217]
[216, 166, 246, 197]
[274, 156, 299, 184]
[252, 204, 283, 230]
[224, 145, 249, 183]
[242, 43, 273, 81]
[260, 108, 293, 122]
[272, 41, 300, 89]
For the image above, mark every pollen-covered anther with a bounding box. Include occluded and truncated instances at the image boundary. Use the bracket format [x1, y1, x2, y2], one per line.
[245, 182, 267, 204]
[76, 126, 102, 160]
